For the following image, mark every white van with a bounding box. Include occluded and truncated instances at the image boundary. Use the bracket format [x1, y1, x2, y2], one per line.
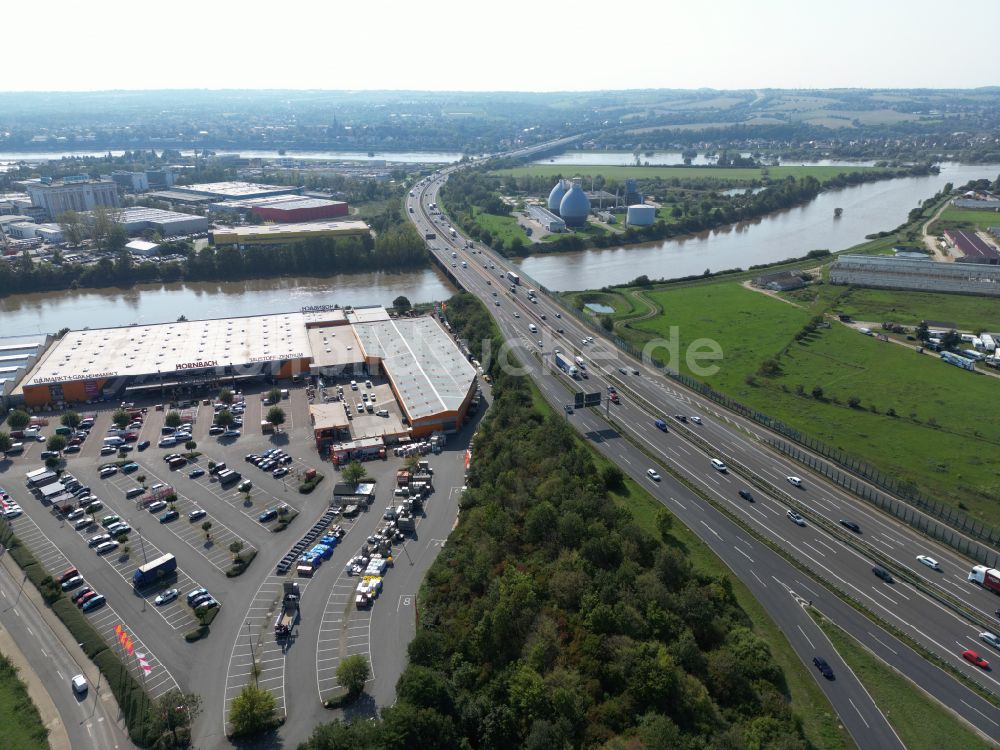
[103, 436, 124, 447]
[7, 442, 24, 454]
[710, 458, 728, 472]
[528, 323, 537, 334]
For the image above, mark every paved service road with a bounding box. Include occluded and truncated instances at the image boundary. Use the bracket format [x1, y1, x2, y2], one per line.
[406, 161, 1000, 748]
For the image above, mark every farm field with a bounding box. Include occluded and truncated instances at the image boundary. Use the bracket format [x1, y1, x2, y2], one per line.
[808, 287, 1000, 332]
[935, 207, 1000, 231]
[606, 281, 1000, 525]
[494, 164, 886, 183]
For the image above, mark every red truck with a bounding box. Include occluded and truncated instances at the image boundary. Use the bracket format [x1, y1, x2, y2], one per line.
[969, 565, 1000, 594]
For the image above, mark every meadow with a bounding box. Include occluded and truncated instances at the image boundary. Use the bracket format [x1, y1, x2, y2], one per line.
[494, 164, 886, 183]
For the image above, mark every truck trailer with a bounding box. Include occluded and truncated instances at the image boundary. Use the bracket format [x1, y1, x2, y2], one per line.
[506, 271, 520, 285]
[554, 352, 579, 378]
[133, 553, 177, 588]
[969, 565, 1000, 594]
[274, 581, 300, 638]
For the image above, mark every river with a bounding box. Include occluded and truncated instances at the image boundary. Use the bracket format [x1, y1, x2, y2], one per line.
[3, 163, 998, 335]
[537, 150, 880, 167]
[514, 162, 1000, 291]
[0, 149, 463, 168]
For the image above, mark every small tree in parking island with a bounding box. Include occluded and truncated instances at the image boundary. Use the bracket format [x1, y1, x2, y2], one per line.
[336, 654, 371, 697]
[215, 410, 235, 429]
[218, 388, 234, 406]
[7, 410, 30, 431]
[342, 461, 368, 484]
[0, 431, 12, 459]
[267, 387, 282, 405]
[164, 411, 182, 429]
[229, 540, 244, 562]
[229, 684, 277, 738]
[185, 440, 197, 452]
[60, 411, 81, 429]
[202, 520, 213, 540]
[46, 435, 67, 453]
[266, 406, 285, 432]
[112, 409, 131, 429]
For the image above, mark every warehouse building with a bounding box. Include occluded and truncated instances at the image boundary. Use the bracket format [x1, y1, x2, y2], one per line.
[113, 207, 209, 236]
[210, 219, 370, 247]
[525, 204, 565, 232]
[0, 333, 50, 411]
[830, 254, 1000, 297]
[27, 178, 120, 219]
[210, 195, 348, 222]
[167, 181, 300, 201]
[11, 306, 477, 441]
[944, 229, 1000, 261]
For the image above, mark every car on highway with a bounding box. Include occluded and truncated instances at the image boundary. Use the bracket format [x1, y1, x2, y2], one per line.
[812, 656, 835, 679]
[787, 510, 806, 527]
[962, 649, 990, 669]
[690, 416, 702, 424]
[72, 674, 89, 694]
[646, 469, 661, 482]
[188, 509, 207, 522]
[872, 565, 894, 583]
[916, 555, 940, 570]
[786, 476, 803, 487]
[609, 392, 620, 404]
[839, 519, 861, 534]
[189, 468, 205, 479]
[977, 631, 1000, 650]
[738, 489, 754, 502]
[563, 404, 574, 414]
[710, 458, 727, 472]
[155, 588, 179, 606]
[82, 595, 107, 612]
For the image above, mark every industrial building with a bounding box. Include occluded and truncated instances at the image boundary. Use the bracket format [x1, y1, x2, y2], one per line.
[830, 254, 1000, 297]
[125, 240, 161, 257]
[944, 230, 1000, 261]
[110, 171, 150, 193]
[626, 204, 656, 226]
[0, 334, 50, 411]
[26, 178, 120, 219]
[525, 204, 566, 232]
[210, 195, 348, 223]
[11, 306, 477, 444]
[210, 220, 370, 247]
[167, 181, 301, 201]
[559, 179, 591, 227]
[753, 269, 808, 292]
[113, 207, 209, 236]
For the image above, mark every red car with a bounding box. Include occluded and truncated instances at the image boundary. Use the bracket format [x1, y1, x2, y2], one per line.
[609, 392, 620, 404]
[962, 650, 990, 669]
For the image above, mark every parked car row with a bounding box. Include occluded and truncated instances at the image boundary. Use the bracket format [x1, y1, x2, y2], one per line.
[60, 567, 106, 611]
[245, 449, 292, 477]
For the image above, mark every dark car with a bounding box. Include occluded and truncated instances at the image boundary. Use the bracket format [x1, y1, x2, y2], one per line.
[71, 586, 95, 604]
[137, 440, 150, 451]
[159, 510, 179, 524]
[64, 445, 81, 454]
[186, 588, 209, 606]
[872, 565, 894, 583]
[738, 489, 754, 502]
[812, 656, 835, 680]
[673, 414, 687, 423]
[189, 592, 213, 608]
[839, 519, 861, 534]
[189, 469, 205, 479]
[82, 595, 107, 612]
[258, 508, 278, 523]
[188, 509, 207, 522]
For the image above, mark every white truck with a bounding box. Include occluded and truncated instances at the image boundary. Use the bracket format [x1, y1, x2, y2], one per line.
[273, 581, 300, 638]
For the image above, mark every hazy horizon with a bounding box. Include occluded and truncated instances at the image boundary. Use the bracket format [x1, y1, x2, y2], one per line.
[6, 0, 998, 92]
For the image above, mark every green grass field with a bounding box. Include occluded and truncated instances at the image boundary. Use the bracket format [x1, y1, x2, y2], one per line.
[812, 612, 994, 750]
[608, 474, 853, 750]
[0, 654, 49, 750]
[613, 282, 1000, 525]
[935, 207, 1000, 231]
[471, 209, 529, 248]
[494, 164, 886, 184]
[822, 287, 1000, 331]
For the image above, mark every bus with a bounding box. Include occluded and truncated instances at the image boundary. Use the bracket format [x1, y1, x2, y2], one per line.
[506, 271, 520, 285]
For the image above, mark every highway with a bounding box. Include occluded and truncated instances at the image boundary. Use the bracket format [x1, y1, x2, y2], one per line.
[0, 547, 133, 750]
[405, 160, 1000, 747]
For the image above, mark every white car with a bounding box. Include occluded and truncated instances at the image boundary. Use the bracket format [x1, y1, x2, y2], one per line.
[786, 476, 803, 488]
[71, 674, 88, 694]
[646, 469, 661, 482]
[690, 416, 702, 424]
[916, 555, 940, 571]
[980, 632, 1000, 650]
[786, 510, 806, 526]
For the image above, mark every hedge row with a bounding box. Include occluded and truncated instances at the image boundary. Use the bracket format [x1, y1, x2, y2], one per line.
[226, 548, 257, 577]
[298, 473, 324, 494]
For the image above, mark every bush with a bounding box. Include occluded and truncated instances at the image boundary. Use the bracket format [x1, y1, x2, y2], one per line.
[184, 626, 209, 642]
[225, 548, 257, 577]
[298, 473, 324, 494]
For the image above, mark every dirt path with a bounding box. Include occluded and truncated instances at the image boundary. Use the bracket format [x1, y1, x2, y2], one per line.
[922, 201, 956, 261]
[739, 279, 808, 309]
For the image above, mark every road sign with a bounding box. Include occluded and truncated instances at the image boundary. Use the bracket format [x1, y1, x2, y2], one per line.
[574, 392, 585, 408]
[584, 392, 602, 407]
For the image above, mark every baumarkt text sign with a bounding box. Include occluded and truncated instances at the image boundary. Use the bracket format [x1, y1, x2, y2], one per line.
[174, 360, 218, 370]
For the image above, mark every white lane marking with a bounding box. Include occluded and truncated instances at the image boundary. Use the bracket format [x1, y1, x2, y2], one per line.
[734, 547, 754, 563]
[802, 541, 827, 558]
[751, 570, 767, 588]
[797, 625, 815, 649]
[669, 496, 687, 511]
[866, 631, 898, 656]
[848, 698, 870, 729]
[961, 699, 1000, 728]
[699, 521, 721, 540]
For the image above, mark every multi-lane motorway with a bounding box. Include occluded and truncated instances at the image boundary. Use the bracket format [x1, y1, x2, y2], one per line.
[406, 160, 1000, 747]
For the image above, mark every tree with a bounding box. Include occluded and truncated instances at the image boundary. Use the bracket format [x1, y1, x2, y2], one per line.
[215, 410, 235, 429]
[60, 411, 81, 429]
[152, 689, 202, 746]
[218, 389, 234, 405]
[6, 411, 30, 431]
[335, 654, 370, 696]
[848, 395, 862, 408]
[202, 521, 213, 540]
[599, 315, 614, 332]
[229, 540, 245, 562]
[811, 386, 824, 400]
[228, 683, 277, 738]
[112, 409, 131, 429]
[266, 406, 286, 431]
[941, 329, 961, 351]
[393, 295, 412, 314]
[164, 411, 182, 429]
[267, 387, 282, 405]
[46, 435, 67, 453]
[342, 461, 368, 484]
[57, 210, 85, 246]
[0, 431, 12, 459]
[91, 206, 117, 251]
[915, 320, 930, 343]
[185, 440, 197, 452]
[655, 509, 674, 541]
[136, 474, 146, 487]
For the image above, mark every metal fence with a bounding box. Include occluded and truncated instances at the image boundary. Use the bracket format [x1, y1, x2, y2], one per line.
[542, 286, 1000, 565]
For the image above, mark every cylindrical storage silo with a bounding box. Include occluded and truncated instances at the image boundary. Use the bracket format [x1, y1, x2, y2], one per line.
[547, 179, 569, 213]
[558, 179, 591, 228]
[626, 204, 656, 226]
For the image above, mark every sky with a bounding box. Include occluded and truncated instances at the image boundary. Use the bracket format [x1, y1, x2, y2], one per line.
[9, 0, 999, 92]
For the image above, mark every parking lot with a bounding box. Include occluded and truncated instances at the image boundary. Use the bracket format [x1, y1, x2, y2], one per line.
[0, 370, 486, 741]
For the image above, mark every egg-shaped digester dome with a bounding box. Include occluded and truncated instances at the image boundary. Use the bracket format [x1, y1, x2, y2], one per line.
[547, 179, 569, 213]
[558, 180, 591, 227]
